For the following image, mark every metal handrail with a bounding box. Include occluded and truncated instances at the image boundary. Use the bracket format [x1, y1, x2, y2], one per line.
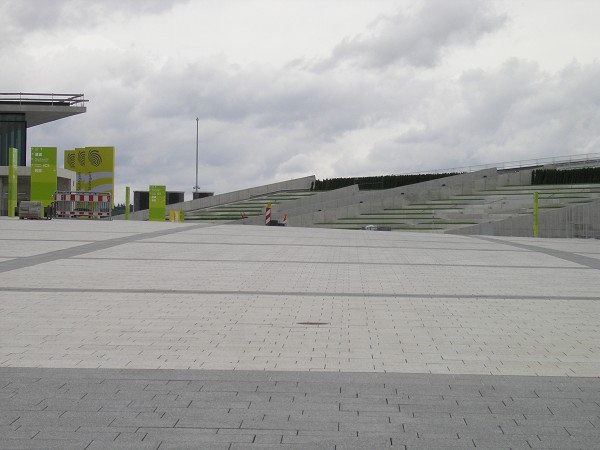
[406, 152, 600, 175]
[0, 92, 87, 107]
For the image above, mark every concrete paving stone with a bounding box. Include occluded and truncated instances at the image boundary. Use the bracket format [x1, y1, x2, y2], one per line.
[340, 423, 406, 435]
[284, 434, 395, 446]
[2, 223, 600, 448]
[513, 416, 599, 427]
[323, 415, 392, 426]
[529, 435, 600, 449]
[158, 407, 247, 419]
[487, 424, 572, 437]
[178, 390, 240, 401]
[488, 405, 554, 415]
[109, 412, 178, 428]
[240, 419, 338, 431]
[138, 423, 218, 436]
[201, 381, 261, 392]
[230, 444, 335, 450]
[0, 438, 91, 450]
[402, 437, 475, 449]
[85, 442, 161, 450]
[253, 434, 286, 444]
[470, 437, 533, 449]
[39, 398, 128, 412]
[141, 427, 254, 443]
[217, 428, 297, 438]
[127, 397, 192, 408]
[393, 416, 469, 427]
[249, 402, 340, 413]
[336, 441, 404, 450]
[156, 444, 230, 450]
[548, 404, 600, 414]
[0, 413, 22, 426]
[174, 416, 243, 428]
[0, 425, 39, 439]
[189, 399, 251, 410]
[34, 429, 120, 441]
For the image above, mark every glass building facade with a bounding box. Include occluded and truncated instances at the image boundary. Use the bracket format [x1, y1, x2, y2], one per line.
[0, 113, 27, 166]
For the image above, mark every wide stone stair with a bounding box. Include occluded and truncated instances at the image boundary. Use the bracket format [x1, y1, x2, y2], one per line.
[314, 184, 600, 232]
[184, 191, 316, 222]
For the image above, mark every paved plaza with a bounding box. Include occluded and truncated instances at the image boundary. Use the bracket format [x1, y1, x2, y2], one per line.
[0, 219, 599, 449]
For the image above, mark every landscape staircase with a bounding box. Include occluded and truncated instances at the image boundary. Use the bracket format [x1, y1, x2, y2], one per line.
[314, 183, 600, 233]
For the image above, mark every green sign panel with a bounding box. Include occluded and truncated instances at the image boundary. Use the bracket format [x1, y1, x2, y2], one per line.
[8, 147, 18, 217]
[30, 147, 57, 210]
[148, 185, 166, 221]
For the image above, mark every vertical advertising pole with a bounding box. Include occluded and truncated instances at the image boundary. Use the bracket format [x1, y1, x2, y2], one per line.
[533, 192, 539, 238]
[30, 147, 57, 215]
[7, 147, 18, 217]
[125, 186, 130, 220]
[149, 185, 166, 221]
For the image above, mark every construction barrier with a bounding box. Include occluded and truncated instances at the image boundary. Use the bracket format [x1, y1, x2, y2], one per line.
[53, 191, 112, 219]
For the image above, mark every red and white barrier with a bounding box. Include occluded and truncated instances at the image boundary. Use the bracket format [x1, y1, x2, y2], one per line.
[55, 193, 110, 203]
[53, 191, 112, 219]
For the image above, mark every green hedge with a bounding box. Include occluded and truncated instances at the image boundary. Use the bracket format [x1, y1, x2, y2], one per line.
[532, 167, 600, 185]
[311, 173, 459, 191]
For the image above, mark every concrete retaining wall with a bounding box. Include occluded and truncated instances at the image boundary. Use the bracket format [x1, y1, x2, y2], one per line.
[448, 198, 600, 238]
[242, 184, 361, 226]
[268, 169, 504, 227]
[116, 175, 316, 221]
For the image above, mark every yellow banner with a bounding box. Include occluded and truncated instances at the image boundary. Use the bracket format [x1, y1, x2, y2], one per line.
[64, 147, 115, 205]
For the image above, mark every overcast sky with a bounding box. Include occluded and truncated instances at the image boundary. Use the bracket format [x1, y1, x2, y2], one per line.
[2, 0, 600, 203]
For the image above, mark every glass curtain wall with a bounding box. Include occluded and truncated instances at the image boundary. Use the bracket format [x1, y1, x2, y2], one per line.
[0, 113, 27, 166]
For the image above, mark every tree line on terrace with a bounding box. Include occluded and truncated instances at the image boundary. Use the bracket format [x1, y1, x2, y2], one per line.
[310, 173, 459, 191]
[531, 167, 600, 184]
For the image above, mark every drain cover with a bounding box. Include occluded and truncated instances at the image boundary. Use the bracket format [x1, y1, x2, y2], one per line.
[296, 322, 329, 326]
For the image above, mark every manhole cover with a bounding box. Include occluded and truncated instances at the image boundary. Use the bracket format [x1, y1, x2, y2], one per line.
[296, 322, 329, 326]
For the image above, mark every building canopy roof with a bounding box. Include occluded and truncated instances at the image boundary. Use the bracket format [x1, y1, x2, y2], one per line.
[0, 93, 87, 127]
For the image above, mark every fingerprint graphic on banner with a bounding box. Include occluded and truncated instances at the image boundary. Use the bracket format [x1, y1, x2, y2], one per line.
[66, 153, 76, 170]
[88, 150, 103, 167]
[64, 147, 115, 206]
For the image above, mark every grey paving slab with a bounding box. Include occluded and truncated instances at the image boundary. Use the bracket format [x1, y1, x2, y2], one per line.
[0, 220, 599, 449]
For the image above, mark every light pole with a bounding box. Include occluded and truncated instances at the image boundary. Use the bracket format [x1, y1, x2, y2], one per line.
[195, 117, 199, 195]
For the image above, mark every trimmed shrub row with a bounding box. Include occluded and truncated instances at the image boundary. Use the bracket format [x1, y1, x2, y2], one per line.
[310, 173, 458, 191]
[532, 167, 600, 185]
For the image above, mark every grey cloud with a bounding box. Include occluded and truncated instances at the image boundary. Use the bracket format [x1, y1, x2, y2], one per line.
[318, 0, 506, 70]
[138, 59, 424, 142]
[359, 60, 600, 176]
[0, 0, 189, 48]
[459, 59, 542, 133]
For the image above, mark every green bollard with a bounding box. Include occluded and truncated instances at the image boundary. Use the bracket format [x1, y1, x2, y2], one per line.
[533, 192, 539, 237]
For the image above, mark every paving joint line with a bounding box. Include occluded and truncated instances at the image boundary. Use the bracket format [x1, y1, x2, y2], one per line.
[0, 223, 215, 273]
[0, 286, 598, 301]
[474, 236, 600, 271]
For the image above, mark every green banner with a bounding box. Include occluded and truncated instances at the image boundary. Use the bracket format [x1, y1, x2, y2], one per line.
[8, 147, 18, 217]
[149, 185, 166, 221]
[30, 147, 57, 210]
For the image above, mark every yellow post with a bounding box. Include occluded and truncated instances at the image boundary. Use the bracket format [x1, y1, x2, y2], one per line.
[533, 192, 539, 237]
